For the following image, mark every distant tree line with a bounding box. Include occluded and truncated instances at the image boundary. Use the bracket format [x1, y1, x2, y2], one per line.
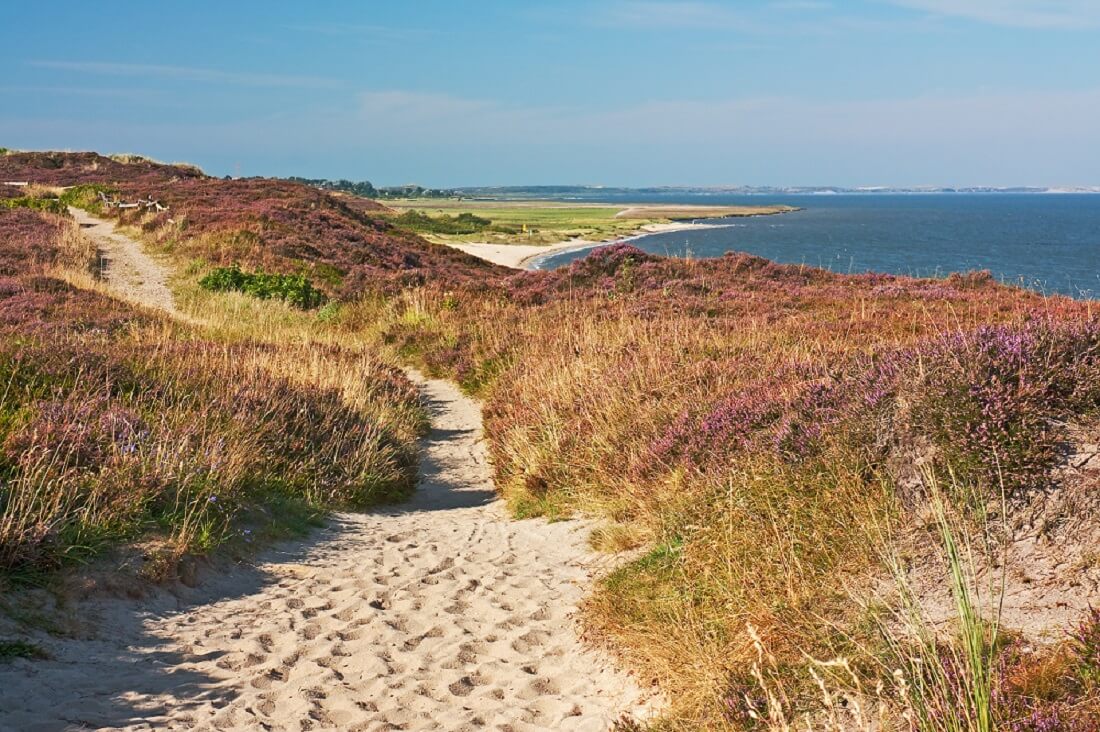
[287, 177, 457, 200]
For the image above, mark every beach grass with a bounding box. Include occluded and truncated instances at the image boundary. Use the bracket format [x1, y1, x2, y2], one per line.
[347, 245, 1100, 728]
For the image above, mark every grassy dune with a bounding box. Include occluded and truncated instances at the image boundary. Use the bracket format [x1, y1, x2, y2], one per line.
[353, 247, 1100, 729]
[4, 156, 1099, 729]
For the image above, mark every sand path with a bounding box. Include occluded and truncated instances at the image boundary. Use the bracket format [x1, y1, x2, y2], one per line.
[70, 206, 179, 316]
[0, 214, 652, 730]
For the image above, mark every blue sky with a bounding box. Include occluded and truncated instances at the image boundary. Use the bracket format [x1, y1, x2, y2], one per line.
[2, 1, 1098, 186]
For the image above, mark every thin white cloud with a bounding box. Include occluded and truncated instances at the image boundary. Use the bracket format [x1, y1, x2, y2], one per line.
[360, 91, 494, 120]
[0, 85, 175, 101]
[594, 1, 759, 30]
[561, 0, 940, 36]
[28, 60, 342, 89]
[340, 85, 1100, 184]
[350, 86, 1100, 146]
[886, 0, 1100, 28]
[770, 1, 832, 10]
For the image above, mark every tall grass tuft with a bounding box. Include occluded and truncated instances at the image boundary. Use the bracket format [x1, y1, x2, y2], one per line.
[880, 467, 1004, 732]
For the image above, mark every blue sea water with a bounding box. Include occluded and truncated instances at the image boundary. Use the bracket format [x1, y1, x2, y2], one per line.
[532, 194, 1100, 299]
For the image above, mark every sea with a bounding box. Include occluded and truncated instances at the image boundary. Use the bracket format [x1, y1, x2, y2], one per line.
[530, 194, 1100, 299]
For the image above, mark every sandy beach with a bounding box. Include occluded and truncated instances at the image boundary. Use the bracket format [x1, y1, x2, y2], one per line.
[445, 220, 738, 270]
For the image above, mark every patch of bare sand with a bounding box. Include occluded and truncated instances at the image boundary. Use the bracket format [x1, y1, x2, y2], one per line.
[445, 239, 598, 269]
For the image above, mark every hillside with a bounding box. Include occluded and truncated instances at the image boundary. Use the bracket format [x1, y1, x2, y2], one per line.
[0, 203, 425, 577]
[1, 151, 1098, 730]
[3, 151, 504, 297]
[0, 150, 205, 185]
[356, 245, 1100, 727]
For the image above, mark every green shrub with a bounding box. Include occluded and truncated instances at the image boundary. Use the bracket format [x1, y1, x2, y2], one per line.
[392, 210, 491, 235]
[0, 641, 45, 662]
[199, 264, 327, 309]
[59, 184, 116, 213]
[0, 197, 66, 215]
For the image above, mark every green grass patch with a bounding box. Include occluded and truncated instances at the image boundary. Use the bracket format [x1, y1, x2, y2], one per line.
[0, 197, 66, 215]
[384, 200, 657, 244]
[58, 183, 115, 213]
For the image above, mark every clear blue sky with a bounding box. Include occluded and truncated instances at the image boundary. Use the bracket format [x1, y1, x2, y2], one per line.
[2, 1, 1098, 186]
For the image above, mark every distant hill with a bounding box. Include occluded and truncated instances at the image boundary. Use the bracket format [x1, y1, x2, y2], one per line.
[0, 150, 205, 185]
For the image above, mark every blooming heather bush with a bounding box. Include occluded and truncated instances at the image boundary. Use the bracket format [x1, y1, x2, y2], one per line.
[0, 207, 93, 276]
[0, 210, 422, 574]
[0, 151, 204, 186]
[989, 613, 1100, 731]
[907, 320, 1100, 496]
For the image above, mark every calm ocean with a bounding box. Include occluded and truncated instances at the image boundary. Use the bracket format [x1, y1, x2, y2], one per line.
[532, 194, 1100, 299]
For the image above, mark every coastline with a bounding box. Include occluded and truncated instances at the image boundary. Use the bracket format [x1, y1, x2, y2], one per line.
[446, 220, 746, 270]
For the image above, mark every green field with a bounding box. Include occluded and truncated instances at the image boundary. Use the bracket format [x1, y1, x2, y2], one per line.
[382, 199, 794, 245]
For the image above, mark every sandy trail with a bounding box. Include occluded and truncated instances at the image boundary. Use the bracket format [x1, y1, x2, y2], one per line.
[69, 206, 179, 316]
[0, 214, 652, 730]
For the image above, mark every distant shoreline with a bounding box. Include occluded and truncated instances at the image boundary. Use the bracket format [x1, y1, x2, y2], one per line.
[445, 209, 799, 270]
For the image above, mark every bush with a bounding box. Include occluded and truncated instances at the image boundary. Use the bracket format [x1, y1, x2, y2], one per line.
[0, 197, 66, 215]
[199, 264, 327, 309]
[392, 210, 491, 235]
[58, 183, 116, 213]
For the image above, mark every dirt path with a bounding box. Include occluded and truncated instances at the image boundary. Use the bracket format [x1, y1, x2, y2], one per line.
[70, 206, 178, 315]
[0, 214, 653, 730]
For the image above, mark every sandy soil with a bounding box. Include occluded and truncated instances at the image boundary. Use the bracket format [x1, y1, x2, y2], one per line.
[446, 239, 597, 270]
[0, 214, 656, 730]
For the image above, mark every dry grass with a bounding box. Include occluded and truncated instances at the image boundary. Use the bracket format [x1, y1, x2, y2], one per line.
[0, 207, 425, 581]
[349, 246, 1099, 728]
